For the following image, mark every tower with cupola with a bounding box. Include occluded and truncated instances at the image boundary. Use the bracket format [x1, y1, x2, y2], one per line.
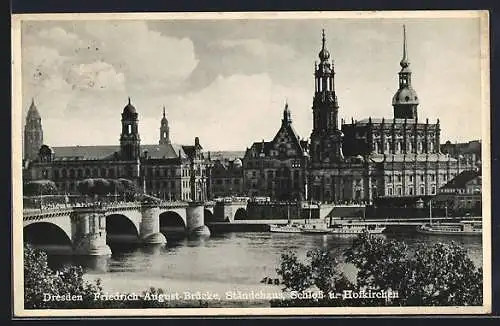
[120, 97, 141, 160]
[392, 25, 419, 120]
[309, 29, 344, 165]
[159, 106, 170, 145]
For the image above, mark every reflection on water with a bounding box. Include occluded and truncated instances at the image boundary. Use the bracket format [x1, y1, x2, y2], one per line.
[40, 231, 483, 294]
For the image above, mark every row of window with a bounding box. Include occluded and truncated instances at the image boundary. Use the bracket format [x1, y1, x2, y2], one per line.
[387, 185, 436, 196]
[373, 140, 435, 154]
[387, 173, 455, 183]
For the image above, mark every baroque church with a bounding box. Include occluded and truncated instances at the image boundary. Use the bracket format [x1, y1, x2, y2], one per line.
[308, 27, 467, 204]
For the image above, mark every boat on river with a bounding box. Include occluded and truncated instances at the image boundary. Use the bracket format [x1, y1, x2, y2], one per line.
[269, 223, 305, 233]
[269, 203, 305, 233]
[329, 223, 386, 234]
[416, 220, 482, 236]
[416, 200, 482, 236]
[300, 222, 330, 234]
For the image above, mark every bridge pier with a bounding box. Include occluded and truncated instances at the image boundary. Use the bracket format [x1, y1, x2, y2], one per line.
[186, 202, 210, 237]
[140, 205, 167, 245]
[71, 207, 112, 256]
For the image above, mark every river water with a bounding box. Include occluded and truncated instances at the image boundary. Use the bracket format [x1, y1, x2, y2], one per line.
[39, 230, 483, 307]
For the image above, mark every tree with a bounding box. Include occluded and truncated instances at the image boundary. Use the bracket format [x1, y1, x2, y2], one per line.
[344, 231, 409, 293]
[276, 250, 312, 292]
[344, 232, 483, 306]
[274, 232, 483, 307]
[24, 243, 104, 309]
[307, 248, 354, 295]
[23, 180, 58, 196]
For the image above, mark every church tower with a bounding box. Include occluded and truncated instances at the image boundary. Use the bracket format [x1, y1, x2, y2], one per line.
[120, 97, 141, 160]
[310, 30, 344, 164]
[159, 106, 170, 145]
[23, 98, 43, 161]
[392, 25, 419, 119]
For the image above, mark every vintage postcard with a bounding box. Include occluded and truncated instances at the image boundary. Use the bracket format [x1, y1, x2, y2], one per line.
[11, 11, 491, 317]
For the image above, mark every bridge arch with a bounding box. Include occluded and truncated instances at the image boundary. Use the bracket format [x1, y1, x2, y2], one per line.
[24, 222, 72, 246]
[105, 214, 140, 241]
[159, 211, 186, 229]
[204, 209, 214, 223]
[234, 207, 248, 221]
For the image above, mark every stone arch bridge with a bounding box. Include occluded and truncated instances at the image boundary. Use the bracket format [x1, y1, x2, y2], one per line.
[23, 201, 215, 256]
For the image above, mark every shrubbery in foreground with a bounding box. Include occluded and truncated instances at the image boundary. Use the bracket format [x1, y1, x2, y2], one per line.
[273, 232, 483, 307]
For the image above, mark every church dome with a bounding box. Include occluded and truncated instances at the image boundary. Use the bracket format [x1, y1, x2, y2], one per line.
[318, 47, 330, 61]
[392, 86, 419, 106]
[122, 97, 137, 116]
[233, 158, 243, 168]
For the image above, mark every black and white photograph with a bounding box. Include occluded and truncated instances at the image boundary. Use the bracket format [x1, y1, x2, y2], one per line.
[11, 11, 491, 316]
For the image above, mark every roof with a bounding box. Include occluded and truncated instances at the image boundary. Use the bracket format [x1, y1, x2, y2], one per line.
[441, 140, 481, 155]
[142, 144, 187, 159]
[52, 145, 119, 160]
[52, 143, 188, 160]
[209, 151, 245, 161]
[441, 170, 481, 189]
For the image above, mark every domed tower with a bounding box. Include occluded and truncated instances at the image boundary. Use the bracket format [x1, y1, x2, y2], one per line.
[120, 97, 141, 160]
[310, 29, 343, 164]
[392, 25, 419, 120]
[24, 98, 44, 161]
[159, 106, 170, 145]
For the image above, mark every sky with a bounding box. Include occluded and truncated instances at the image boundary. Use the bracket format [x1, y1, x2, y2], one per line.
[19, 14, 485, 151]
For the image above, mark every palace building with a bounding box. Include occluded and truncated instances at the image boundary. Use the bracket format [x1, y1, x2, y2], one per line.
[23, 99, 209, 202]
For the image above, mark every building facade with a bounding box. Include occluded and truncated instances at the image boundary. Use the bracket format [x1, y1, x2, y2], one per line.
[209, 158, 244, 198]
[242, 102, 309, 200]
[433, 170, 482, 213]
[23, 99, 209, 202]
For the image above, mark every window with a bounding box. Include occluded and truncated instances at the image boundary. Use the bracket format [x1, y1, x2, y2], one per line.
[388, 187, 393, 196]
[430, 174, 435, 181]
[128, 124, 132, 134]
[420, 186, 425, 195]
[397, 187, 402, 196]
[388, 176, 392, 183]
[431, 186, 436, 195]
[408, 187, 413, 195]
[397, 175, 402, 182]
[420, 175, 424, 182]
[409, 175, 413, 182]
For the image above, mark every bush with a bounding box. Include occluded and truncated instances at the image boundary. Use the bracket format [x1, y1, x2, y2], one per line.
[24, 243, 104, 309]
[274, 232, 483, 307]
[76, 178, 138, 198]
[23, 180, 58, 196]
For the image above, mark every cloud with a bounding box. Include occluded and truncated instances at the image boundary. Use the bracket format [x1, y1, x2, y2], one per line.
[82, 21, 199, 87]
[67, 61, 125, 91]
[218, 38, 296, 60]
